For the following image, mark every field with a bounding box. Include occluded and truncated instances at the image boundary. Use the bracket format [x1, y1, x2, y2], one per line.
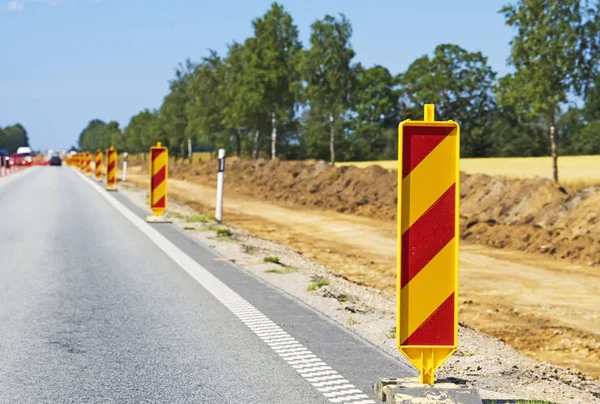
[339, 155, 600, 188]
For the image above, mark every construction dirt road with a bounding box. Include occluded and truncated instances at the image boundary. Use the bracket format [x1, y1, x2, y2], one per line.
[127, 159, 600, 380]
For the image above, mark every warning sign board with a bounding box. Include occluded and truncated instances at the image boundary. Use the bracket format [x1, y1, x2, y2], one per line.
[397, 104, 460, 384]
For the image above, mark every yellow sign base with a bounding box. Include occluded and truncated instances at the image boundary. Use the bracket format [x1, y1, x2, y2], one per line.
[400, 347, 455, 385]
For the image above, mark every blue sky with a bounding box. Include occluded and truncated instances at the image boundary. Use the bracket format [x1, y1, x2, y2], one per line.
[0, 0, 514, 150]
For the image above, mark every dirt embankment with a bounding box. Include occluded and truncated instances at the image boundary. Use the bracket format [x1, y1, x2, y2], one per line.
[128, 160, 600, 380]
[170, 158, 399, 219]
[162, 158, 600, 266]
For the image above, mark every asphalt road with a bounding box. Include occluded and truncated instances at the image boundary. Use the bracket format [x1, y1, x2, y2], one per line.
[0, 167, 413, 404]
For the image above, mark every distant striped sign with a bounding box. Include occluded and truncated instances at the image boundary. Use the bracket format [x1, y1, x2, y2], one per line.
[149, 142, 168, 217]
[85, 152, 92, 176]
[94, 150, 103, 181]
[397, 104, 459, 385]
[105, 146, 117, 191]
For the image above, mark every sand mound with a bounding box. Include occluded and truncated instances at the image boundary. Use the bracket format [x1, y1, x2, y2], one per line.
[141, 158, 600, 265]
[170, 158, 399, 220]
[460, 173, 600, 264]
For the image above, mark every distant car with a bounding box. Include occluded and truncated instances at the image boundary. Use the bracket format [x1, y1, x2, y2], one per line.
[16, 147, 32, 155]
[9, 147, 33, 166]
[49, 154, 62, 166]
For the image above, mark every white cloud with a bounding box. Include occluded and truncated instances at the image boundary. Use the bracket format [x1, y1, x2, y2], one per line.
[7, 0, 24, 11]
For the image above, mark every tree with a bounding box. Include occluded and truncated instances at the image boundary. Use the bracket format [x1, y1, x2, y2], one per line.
[571, 120, 600, 154]
[348, 64, 399, 160]
[248, 2, 302, 159]
[500, 0, 600, 181]
[302, 14, 356, 165]
[160, 61, 194, 160]
[186, 51, 227, 151]
[399, 44, 497, 157]
[77, 119, 122, 152]
[494, 73, 550, 157]
[78, 119, 107, 151]
[221, 42, 250, 157]
[0, 124, 29, 153]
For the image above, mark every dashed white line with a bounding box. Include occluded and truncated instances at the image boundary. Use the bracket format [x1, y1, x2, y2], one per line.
[78, 172, 376, 404]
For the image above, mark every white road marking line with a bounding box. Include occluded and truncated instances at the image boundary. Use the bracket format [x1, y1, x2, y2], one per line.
[77, 172, 376, 404]
[312, 379, 351, 387]
[317, 384, 356, 392]
[324, 390, 363, 398]
[329, 394, 370, 403]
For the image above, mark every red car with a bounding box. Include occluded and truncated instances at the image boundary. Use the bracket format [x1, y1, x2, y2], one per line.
[8, 146, 33, 166]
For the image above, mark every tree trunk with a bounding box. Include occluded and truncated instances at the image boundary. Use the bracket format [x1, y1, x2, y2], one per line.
[271, 112, 277, 159]
[253, 130, 260, 160]
[329, 112, 336, 166]
[549, 111, 558, 182]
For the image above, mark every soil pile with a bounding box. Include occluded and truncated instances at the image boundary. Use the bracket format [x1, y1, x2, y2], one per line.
[139, 158, 600, 265]
[460, 173, 600, 265]
[169, 158, 399, 220]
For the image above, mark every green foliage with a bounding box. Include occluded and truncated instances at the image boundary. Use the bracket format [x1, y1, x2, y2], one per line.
[78, 119, 123, 152]
[346, 65, 399, 161]
[500, 0, 600, 178]
[124, 109, 161, 153]
[185, 213, 215, 223]
[399, 44, 497, 157]
[263, 256, 281, 264]
[571, 120, 600, 154]
[73, 1, 600, 163]
[161, 61, 194, 160]
[0, 124, 29, 153]
[216, 228, 233, 238]
[301, 14, 356, 164]
[307, 279, 329, 291]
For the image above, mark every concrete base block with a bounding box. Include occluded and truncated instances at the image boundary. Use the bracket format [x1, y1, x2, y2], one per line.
[374, 377, 481, 404]
[146, 215, 171, 223]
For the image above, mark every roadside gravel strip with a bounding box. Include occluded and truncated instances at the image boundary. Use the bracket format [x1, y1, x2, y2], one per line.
[76, 169, 414, 403]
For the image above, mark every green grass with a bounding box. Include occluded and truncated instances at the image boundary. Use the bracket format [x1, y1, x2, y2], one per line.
[386, 326, 396, 339]
[347, 317, 358, 326]
[202, 224, 225, 232]
[185, 213, 216, 223]
[183, 226, 195, 231]
[307, 280, 330, 292]
[216, 228, 232, 238]
[336, 295, 349, 303]
[265, 267, 298, 275]
[263, 256, 281, 265]
[167, 212, 185, 220]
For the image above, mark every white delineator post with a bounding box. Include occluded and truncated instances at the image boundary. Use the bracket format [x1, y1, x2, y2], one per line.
[216, 149, 225, 223]
[122, 152, 128, 182]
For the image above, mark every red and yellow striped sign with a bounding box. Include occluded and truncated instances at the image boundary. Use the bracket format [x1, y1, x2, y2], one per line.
[105, 146, 117, 191]
[397, 104, 460, 385]
[85, 152, 92, 176]
[94, 150, 103, 181]
[149, 142, 168, 217]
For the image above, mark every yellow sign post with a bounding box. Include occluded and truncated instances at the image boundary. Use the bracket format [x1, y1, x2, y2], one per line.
[397, 104, 460, 384]
[94, 150, 103, 181]
[146, 142, 170, 222]
[105, 146, 117, 191]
